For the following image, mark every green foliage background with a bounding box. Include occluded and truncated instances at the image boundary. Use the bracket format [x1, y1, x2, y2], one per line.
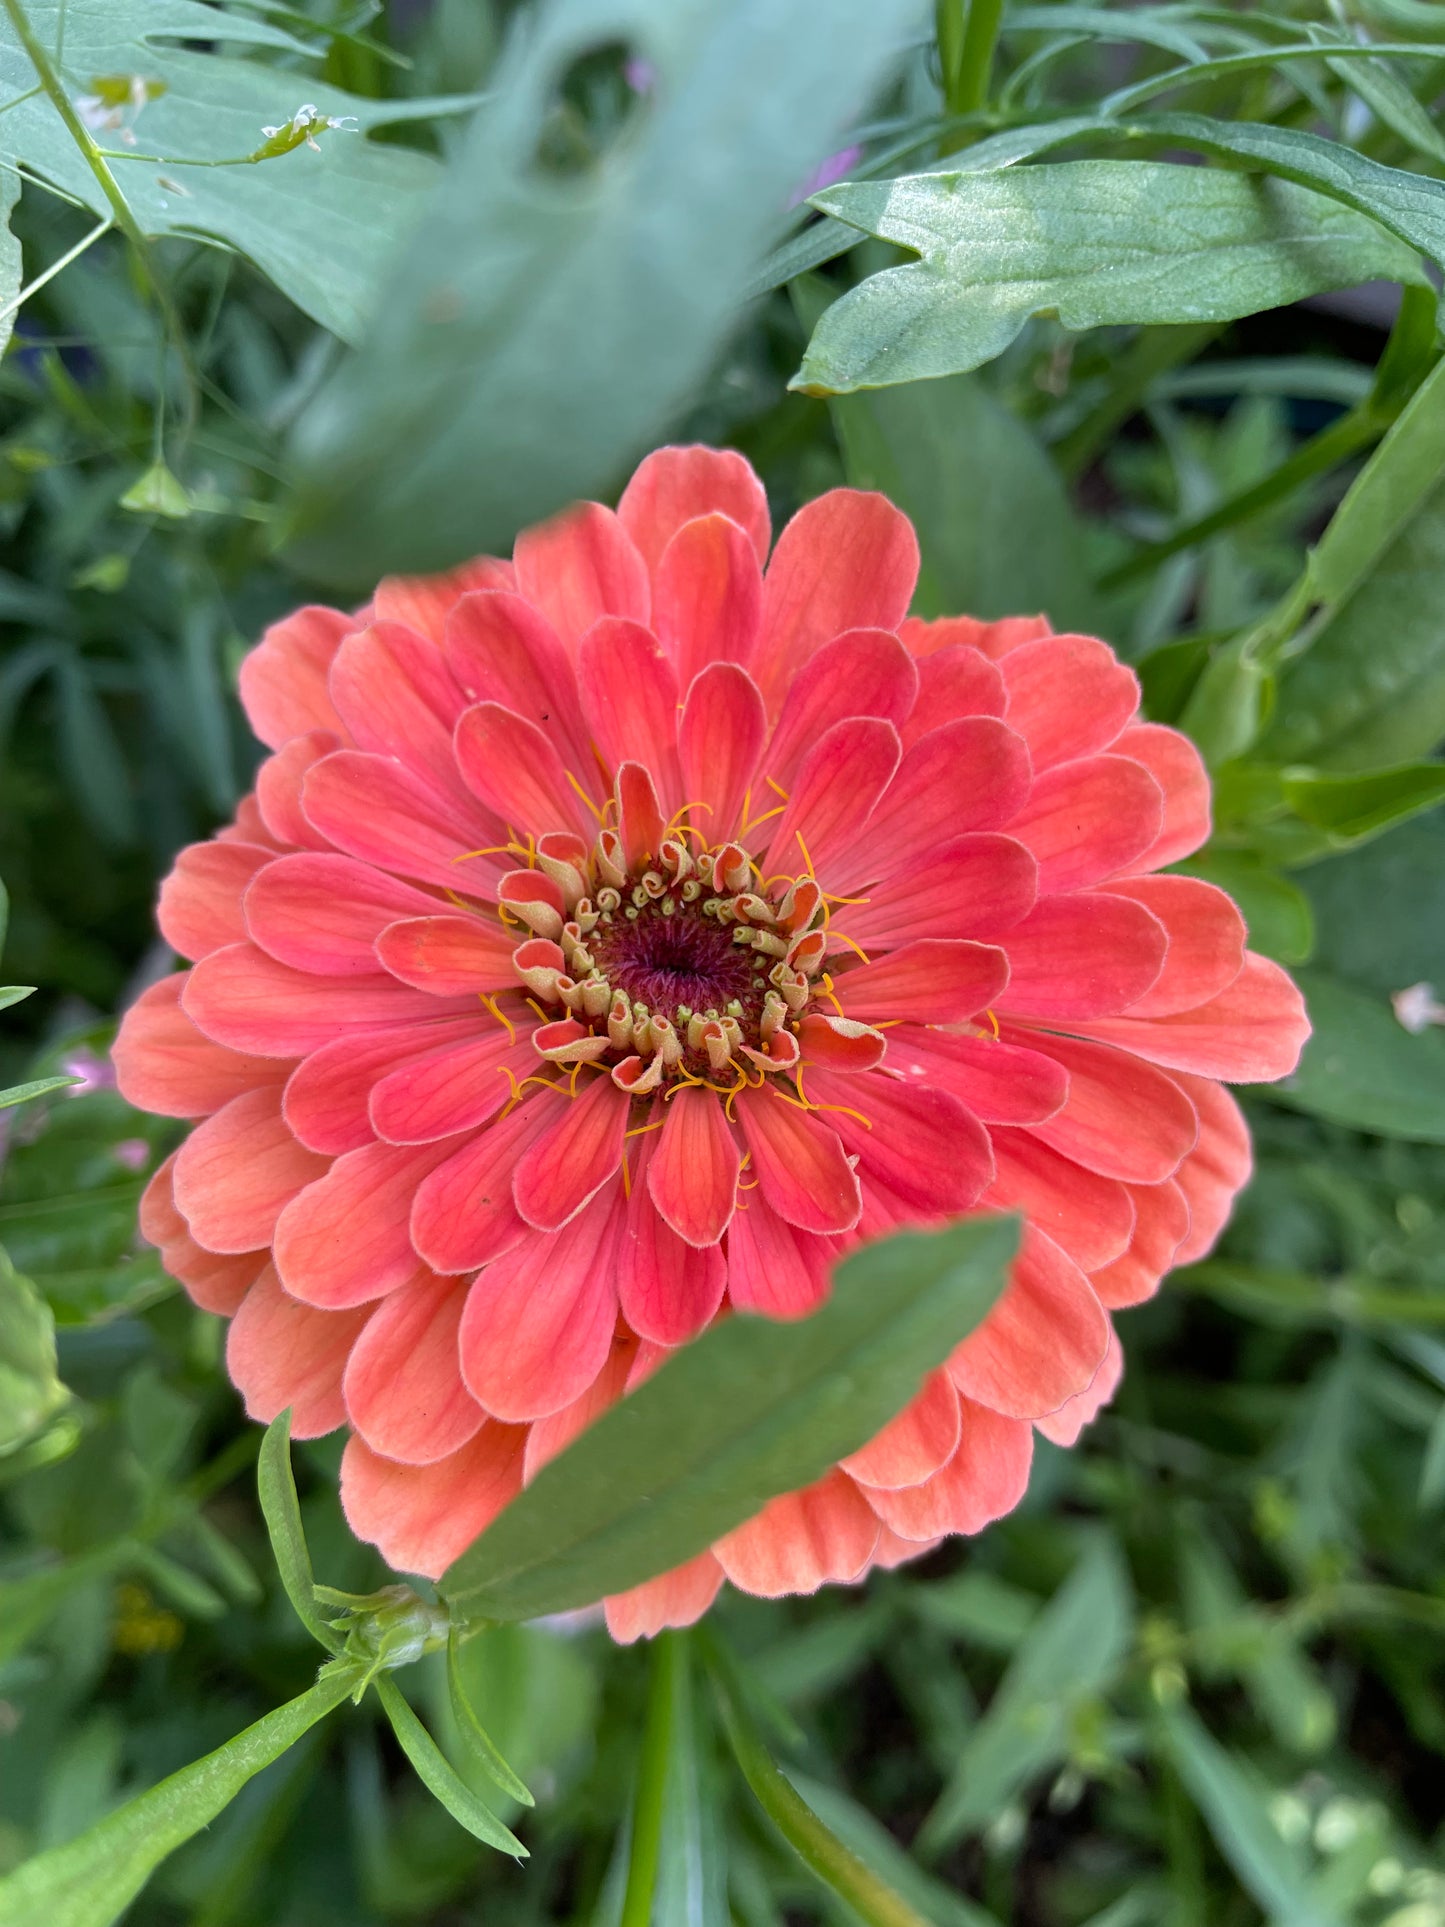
[1, 1, 1444, 1922]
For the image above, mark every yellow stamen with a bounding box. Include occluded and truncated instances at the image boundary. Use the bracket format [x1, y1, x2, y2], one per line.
[624, 1116, 667, 1139]
[740, 802, 786, 836]
[621, 1147, 632, 1200]
[764, 776, 790, 801]
[824, 891, 870, 907]
[524, 995, 550, 1025]
[984, 1007, 1001, 1041]
[792, 829, 816, 876]
[480, 993, 517, 1046]
[829, 930, 872, 966]
[564, 768, 605, 822]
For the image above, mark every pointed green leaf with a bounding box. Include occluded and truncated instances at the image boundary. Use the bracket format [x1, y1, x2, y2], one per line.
[0, 1075, 79, 1110]
[0, 1245, 69, 1458]
[441, 1216, 1018, 1625]
[920, 1537, 1134, 1851]
[374, 1677, 527, 1859]
[446, 1628, 534, 1809]
[0, 1670, 355, 1927]
[1280, 764, 1445, 844]
[257, 1410, 342, 1653]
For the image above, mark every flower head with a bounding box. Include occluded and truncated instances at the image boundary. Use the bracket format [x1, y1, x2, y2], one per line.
[115, 446, 1309, 1640]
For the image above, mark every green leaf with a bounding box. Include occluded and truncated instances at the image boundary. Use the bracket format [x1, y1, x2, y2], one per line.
[284, 0, 930, 586]
[0, 1, 479, 339]
[787, 1772, 1001, 1927]
[256, 1411, 342, 1654]
[710, 1648, 932, 1927]
[919, 1536, 1134, 1851]
[0, 166, 19, 363]
[445, 1628, 534, 1810]
[0, 1074, 79, 1109]
[373, 1676, 527, 1859]
[0, 1669, 356, 1927]
[792, 277, 1094, 629]
[1302, 810, 1445, 999]
[1175, 854, 1314, 968]
[1156, 1700, 1344, 1927]
[1280, 763, 1445, 843]
[441, 1215, 1018, 1625]
[794, 163, 1424, 394]
[0, 1244, 70, 1458]
[649, 1636, 729, 1927]
[1264, 971, 1445, 1143]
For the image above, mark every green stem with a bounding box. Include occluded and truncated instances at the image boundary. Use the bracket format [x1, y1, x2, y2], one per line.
[936, 0, 966, 111]
[0, 0, 152, 264]
[712, 1657, 931, 1927]
[619, 1632, 682, 1927]
[1100, 402, 1383, 590]
[1054, 323, 1222, 480]
[953, 0, 1007, 114]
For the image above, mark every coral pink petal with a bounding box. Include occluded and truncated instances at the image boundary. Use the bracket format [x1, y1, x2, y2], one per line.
[1037, 1324, 1124, 1445]
[1116, 722, 1211, 869]
[994, 894, 1167, 1021]
[1070, 951, 1312, 1081]
[576, 617, 682, 799]
[606, 1553, 726, 1643]
[737, 1090, 861, 1235]
[445, 590, 593, 777]
[341, 1423, 525, 1579]
[1170, 1073, 1252, 1263]
[256, 731, 342, 851]
[244, 854, 438, 976]
[1007, 754, 1163, 892]
[513, 1073, 630, 1230]
[183, 942, 474, 1058]
[237, 606, 352, 749]
[727, 1196, 832, 1318]
[762, 717, 901, 882]
[902, 646, 1007, 747]
[274, 1138, 456, 1307]
[344, 1273, 484, 1464]
[886, 1027, 1068, 1126]
[283, 1017, 483, 1156]
[165, 1235, 263, 1316]
[410, 1094, 564, 1273]
[523, 1338, 634, 1482]
[454, 700, 594, 839]
[159, 841, 271, 961]
[716, 1471, 881, 1596]
[834, 938, 1008, 1025]
[374, 914, 515, 995]
[842, 834, 1037, 949]
[841, 718, 1034, 888]
[764, 629, 919, 788]
[1091, 1179, 1191, 1308]
[222, 792, 285, 852]
[114, 975, 290, 1119]
[807, 1069, 993, 1217]
[620, 1161, 728, 1346]
[858, 1399, 1033, 1539]
[902, 613, 1050, 660]
[841, 1370, 961, 1489]
[1002, 633, 1139, 768]
[949, 1226, 1110, 1420]
[1103, 876, 1246, 1018]
[303, 749, 503, 895]
[372, 556, 515, 641]
[653, 514, 765, 686]
[1019, 1030, 1199, 1183]
[678, 663, 767, 844]
[459, 1187, 623, 1420]
[756, 490, 918, 699]
[328, 622, 471, 805]
[226, 1264, 369, 1438]
[370, 1031, 528, 1145]
[988, 1129, 1135, 1273]
[618, 445, 771, 571]
[512, 501, 650, 651]
[172, 1086, 328, 1254]
[648, 1085, 740, 1246]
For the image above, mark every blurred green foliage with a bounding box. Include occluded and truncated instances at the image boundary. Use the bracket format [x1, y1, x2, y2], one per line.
[2, 0, 1444, 1922]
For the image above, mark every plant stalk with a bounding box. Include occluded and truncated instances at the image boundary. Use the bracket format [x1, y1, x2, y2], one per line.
[618, 1631, 682, 1927]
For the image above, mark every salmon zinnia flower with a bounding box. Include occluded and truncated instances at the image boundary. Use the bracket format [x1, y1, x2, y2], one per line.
[115, 447, 1309, 1640]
